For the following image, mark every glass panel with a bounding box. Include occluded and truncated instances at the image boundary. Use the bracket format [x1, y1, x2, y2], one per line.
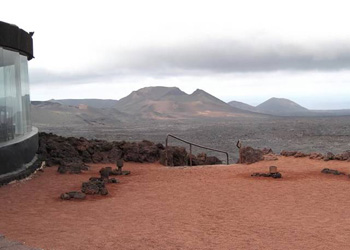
[20, 55, 31, 133]
[0, 47, 5, 142]
[0, 48, 32, 142]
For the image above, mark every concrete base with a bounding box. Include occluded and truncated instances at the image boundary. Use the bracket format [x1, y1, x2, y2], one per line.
[0, 127, 39, 175]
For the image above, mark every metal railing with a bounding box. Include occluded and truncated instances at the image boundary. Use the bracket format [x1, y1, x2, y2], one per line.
[165, 134, 229, 166]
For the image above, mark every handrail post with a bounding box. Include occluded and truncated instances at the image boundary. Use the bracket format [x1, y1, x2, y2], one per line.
[165, 135, 169, 166]
[189, 144, 192, 166]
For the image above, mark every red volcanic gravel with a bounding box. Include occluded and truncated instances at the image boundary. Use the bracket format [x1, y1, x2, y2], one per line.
[0, 157, 350, 249]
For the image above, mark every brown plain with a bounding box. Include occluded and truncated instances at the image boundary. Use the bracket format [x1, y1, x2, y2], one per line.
[0, 157, 350, 250]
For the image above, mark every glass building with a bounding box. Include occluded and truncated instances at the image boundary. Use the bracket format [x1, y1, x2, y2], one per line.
[0, 21, 38, 177]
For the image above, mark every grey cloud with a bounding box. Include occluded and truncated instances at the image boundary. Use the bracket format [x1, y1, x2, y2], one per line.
[30, 39, 350, 84]
[112, 39, 350, 74]
[30, 68, 122, 85]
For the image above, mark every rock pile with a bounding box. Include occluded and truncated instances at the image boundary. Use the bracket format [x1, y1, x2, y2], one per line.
[281, 150, 350, 162]
[309, 152, 324, 160]
[38, 132, 164, 167]
[323, 152, 335, 161]
[321, 168, 346, 175]
[60, 165, 125, 200]
[238, 147, 273, 164]
[280, 150, 321, 158]
[159, 147, 188, 166]
[57, 163, 89, 174]
[334, 151, 350, 161]
[189, 153, 222, 166]
[39, 132, 222, 167]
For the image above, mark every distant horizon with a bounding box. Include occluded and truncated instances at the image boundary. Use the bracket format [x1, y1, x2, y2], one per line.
[32, 86, 350, 111]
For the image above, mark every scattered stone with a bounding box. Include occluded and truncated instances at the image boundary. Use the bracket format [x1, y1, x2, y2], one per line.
[321, 168, 345, 175]
[238, 146, 264, 164]
[60, 191, 86, 200]
[110, 169, 131, 175]
[251, 172, 282, 178]
[69, 191, 86, 199]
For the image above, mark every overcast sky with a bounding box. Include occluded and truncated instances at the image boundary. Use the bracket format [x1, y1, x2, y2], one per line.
[3, 0, 350, 109]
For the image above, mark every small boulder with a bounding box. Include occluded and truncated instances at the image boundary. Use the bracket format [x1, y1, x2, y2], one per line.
[261, 148, 274, 155]
[251, 172, 282, 178]
[100, 187, 109, 195]
[60, 193, 71, 200]
[108, 178, 119, 184]
[99, 167, 112, 179]
[60, 191, 86, 200]
[82, 181, 102, 195]
[294, 152, 309, 158]
[309, 152, 323, 160]
[323, 152, 335, 161]
[280, 150, 297, 157]
[238, 146, 264, 164]
[321, 168, 345, 175]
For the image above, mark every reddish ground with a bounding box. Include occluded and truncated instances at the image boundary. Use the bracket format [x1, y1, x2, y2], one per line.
[0, 157, 350, 250]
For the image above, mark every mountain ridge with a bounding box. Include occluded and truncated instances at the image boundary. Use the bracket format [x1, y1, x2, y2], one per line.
[114, 86, 253, 119]
[31, 87, 350, 126]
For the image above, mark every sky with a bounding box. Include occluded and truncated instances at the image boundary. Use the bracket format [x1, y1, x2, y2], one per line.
[2, 0, 350, 109]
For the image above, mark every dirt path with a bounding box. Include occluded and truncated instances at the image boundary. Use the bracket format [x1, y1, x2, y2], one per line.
[0, 157, 350, 250]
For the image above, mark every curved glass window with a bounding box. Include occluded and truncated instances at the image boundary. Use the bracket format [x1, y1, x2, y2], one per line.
[0, 47, 32, 142]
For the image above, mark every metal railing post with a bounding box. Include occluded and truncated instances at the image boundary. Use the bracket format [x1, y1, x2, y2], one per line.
[165, 136, 169, 166]
[189, 144, 192, 166]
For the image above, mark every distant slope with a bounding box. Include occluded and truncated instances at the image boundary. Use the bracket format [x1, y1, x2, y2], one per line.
[256, 97, 309, 116]
[309, 109, 350, 116]
[50, 99, 118, 109]
[228, 101, 257, 112]
[31, 101, 133, 127]
[115, 86, 256, 119]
